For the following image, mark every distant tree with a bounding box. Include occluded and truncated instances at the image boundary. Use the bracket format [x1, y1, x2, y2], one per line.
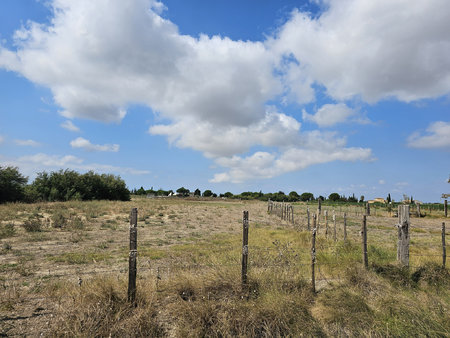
[136, 186, 146, 195]
[0, 166, 28, 203]
[300, 192, 314, 202]
[318, 195, 325, 201]
[328, 193, 340, 202]
[288, 191, 300, 202]
[348, 194, 357, 203]
[411, 195, 414, 203]
[223, 192, 233, 198]
[212, 193, 217, 198]
[387, 193, 391, 203]
[203, 189, 213, 197]
[194, 188, 201, 196]
[176, 187, 190, 197]
[359, 195, 365, 203]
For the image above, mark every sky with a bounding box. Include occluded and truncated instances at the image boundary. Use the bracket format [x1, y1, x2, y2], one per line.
[0, 0, 449, 202]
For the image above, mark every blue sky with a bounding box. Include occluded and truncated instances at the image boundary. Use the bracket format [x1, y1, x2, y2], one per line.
[0, 0, 449, 202]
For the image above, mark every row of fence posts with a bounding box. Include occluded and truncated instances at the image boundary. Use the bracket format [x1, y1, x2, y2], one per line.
[267, 199, 294, 224]
[126, 204, 447, 303]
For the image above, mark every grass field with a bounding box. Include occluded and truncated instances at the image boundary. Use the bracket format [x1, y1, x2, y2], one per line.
[0, 197, 449, 336]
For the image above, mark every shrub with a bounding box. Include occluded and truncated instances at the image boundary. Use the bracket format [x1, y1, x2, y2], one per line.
[23, 215, 43, 232]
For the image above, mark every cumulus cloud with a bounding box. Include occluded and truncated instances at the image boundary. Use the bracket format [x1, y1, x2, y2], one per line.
[10, 153, 149, 176]
[2, 0, 447, 182]
[302, 103, 358, 127]
[270, 0, 450, 103]
[407, 121, 450, 149]
[14, 139, 41, 147]
[150, 108, 301, 158]
[61, 120, 80, 132]
[211, 131, 373, 183]
[70, 137, 119, 152]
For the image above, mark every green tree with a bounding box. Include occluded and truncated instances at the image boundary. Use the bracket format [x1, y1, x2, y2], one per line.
[328, 193, 340, 202]
[300, 192, 314, 201]
[0, 166, 28, 203]
[194, 188, 201, 196]
[176, 187, 190, 197]
[288, 191, 300, 202]
[203, 189, 213, 197]
[387, 193, 391, 203]
[223, 192, 233, 198]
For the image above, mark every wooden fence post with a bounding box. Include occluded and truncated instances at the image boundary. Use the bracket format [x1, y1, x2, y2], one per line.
[344, 212, 347, 242]
[311, 226, 317, 293]
[445, 200, 448, 218]
[307, 207, 310, 231]
[366, 202, 370, 216]
[318, 199, 322, 215]
[291, 205, 294, 225]
[397, 205, 410, 267]
[362, 215, 368, 268]
[416, 202, 421, 217]
[442, 222, 446, 268]
[325, 210, 328, 238]
[333, 212, 337, 242]
[128, 208, 138, 303]
[241, 211, 249, 286]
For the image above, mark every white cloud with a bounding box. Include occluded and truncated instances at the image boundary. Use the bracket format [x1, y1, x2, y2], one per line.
[14, 139, 41, 147]
[150, 108, 301, 158]
[407, 121, 450, 149]
[270, 0, 450, 103]
[302, 103, 357, 127]
[0, 135, 4, 144]
[61, 120, 80, 132]
[378, 179, 385, 185]
[5, 0, 448, 182]
[9, 153, 149, 176]
[211, 131, 373, 183]
[70, 137, 119, 152]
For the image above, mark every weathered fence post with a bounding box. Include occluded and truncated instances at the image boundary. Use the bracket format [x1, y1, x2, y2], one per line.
[344, 212, 347, 242]
[325, 210, 329, 238]
[333, 212, 337, 242]
[416, 202, 421, 217]
[366, 202, 370, 216]
[311, 226, 317, 293]
[362, 215, 368, 268]
[291, 205, 294, 225]
[318, 199, 322, 215]
[307, 207, 310, 231]
[241, 211, 249, 286]
[128, 208, 138, 303]
[445, 200, 448, 218]
[442, 222, 446, 268]
[397, 205, 410, 267]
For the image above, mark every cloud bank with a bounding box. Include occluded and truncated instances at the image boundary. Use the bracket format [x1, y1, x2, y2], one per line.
[1, 0, 448, 182]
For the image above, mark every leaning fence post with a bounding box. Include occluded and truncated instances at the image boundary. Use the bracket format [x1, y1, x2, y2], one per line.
[241, 211, 249, 286]
[397, 205, 410, 267]
[344, 212, 347, 242]
[128, 208, 138, 303]
[442, 222, 446, 268]
[311, 226, 317, 293]
[362, 215, 368, 268]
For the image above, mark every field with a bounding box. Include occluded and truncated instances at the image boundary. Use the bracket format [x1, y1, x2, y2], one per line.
[0, 197, 449, 336]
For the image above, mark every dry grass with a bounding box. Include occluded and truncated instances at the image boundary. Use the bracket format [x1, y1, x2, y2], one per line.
[0, 197, 449, 336]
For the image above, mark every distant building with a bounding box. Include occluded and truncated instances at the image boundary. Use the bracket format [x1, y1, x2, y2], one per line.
[368, 198, 386, 204]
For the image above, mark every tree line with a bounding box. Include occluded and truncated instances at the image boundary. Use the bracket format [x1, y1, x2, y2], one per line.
[0, 166, 130, 203]
[131, 187, 371, 203]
